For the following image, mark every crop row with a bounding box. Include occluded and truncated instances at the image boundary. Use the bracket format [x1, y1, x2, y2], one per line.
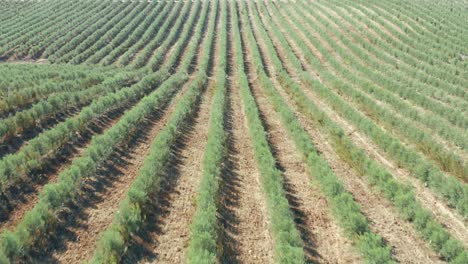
[312, 2, 468, 128]
[0, 1, 44, 30]
[55, 2, 138, 64]
[0, 0, 212, 260]
[372, 0, 467, 67]
[0, 70, 147, 204]
[89, 73, 206, 263]
[292, 1, 468, 148]
[113, 1, 175, 67]
[68, 3, 151, 65]
[147, 0, 203, 72]
[0, 0, 80, 53]
[47, 2, 131, 63]
[0, 0, 216, 212]
[315, 2, 467, 113]
[151, 0, 207, 73]
[133, 1, 191, 69]
[186, 0, 226, 261]
[0, 71, 111, 117]
[0, 0, 71, 40]
[19, 1, 109, 59]
[0, 75, 128, 143]
[236, 0, 309, 261]
[335, 1, 467, 98]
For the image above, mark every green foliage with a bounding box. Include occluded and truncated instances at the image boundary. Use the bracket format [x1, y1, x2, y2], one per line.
[186, 0, 226, 262]
[357, 233, 393, 264]
[0, 0, 465, 262]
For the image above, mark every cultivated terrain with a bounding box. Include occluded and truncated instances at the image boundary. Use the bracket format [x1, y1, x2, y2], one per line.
[0, 0, 467, 263]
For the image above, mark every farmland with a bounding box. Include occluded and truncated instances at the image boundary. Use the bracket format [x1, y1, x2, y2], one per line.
[0, 0, 467, 263]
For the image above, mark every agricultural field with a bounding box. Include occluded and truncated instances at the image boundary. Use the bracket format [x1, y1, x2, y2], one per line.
[0, 0, 467, 263]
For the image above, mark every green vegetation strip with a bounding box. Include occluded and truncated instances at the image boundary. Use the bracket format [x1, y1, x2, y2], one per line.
[285, 1, 467, 177]
[186, 1, 227, 262]
[42, 2, 116, 60]
[71, 3, 151, 64]
[93, 1, 167, 65]
[112, 0, 174, 67]
[0, 74, 104, 117]
[0, 75, 125, 143]
[132, 1, 192, 69]
[57, 2, 138, 64]
[48, 2, 130, 63]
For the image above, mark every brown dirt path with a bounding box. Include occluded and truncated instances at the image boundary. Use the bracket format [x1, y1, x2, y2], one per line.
[216, 2, 275, 263]
[136, 81, 213, 263]
[218, 78, 275, 264]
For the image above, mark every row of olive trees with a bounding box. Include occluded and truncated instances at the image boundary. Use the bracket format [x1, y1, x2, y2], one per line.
[55, 2, 137, 64]
[41, 1, 115, 60]
[47, 2, 130, 63]
[0, 68, 109, 117]
[0, 75, 120, 143]
[0, 70, 152, 208]
[186, 0, 227, 261]
[0, 0, 82, 56]
[233, 0, 307, 260]
[18, 1, 106, 59]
